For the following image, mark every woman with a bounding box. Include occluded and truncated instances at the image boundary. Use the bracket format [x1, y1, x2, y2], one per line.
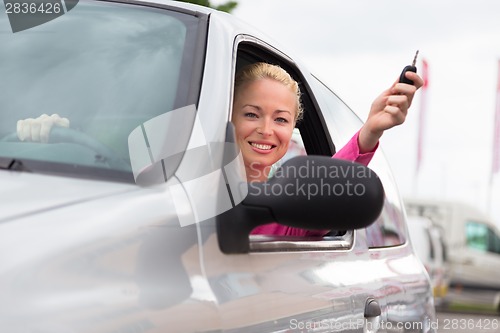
[231, 62, 422, 235]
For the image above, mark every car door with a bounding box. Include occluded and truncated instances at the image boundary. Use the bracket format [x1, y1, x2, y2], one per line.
[194, 35, 426, 332]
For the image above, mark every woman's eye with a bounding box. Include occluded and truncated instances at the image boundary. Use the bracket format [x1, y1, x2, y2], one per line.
[275, 117, 289, 123]
[244, 112, 258, 118]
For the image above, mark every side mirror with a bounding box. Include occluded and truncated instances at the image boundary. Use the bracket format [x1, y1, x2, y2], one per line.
[217, 155, 385, 253]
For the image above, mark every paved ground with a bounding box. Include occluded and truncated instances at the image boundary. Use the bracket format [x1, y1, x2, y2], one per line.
[435, 287, 499, 333]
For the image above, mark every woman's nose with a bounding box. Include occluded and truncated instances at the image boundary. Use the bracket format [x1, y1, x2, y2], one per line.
[256, 120, 273, 136]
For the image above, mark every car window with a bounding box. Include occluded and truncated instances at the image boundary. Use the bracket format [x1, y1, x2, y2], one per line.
[233, 41, 356, 250]
[466, 221, 500, 254]
[466, 221, 489, 251]
[0, 1, 205, 182]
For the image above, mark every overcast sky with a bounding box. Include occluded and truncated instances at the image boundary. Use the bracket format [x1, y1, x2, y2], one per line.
[223, 0, 500, 226]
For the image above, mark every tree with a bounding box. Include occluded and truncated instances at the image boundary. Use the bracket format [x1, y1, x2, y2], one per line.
[174, 0, 238, 13]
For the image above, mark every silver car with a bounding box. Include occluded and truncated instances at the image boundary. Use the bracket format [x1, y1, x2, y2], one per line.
[0, 1, 435, 332]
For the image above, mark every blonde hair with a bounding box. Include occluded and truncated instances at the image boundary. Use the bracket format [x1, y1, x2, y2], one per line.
[234, 62, 304, 122]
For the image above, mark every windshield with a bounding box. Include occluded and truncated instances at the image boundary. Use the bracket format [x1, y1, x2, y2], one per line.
[0, 0, 205, 182]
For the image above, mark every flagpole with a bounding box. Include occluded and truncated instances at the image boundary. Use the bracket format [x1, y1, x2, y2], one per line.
[415, 58, 429, 197]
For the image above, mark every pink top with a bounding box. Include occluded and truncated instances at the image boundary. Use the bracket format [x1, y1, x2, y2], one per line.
[250, 131, 378, 236]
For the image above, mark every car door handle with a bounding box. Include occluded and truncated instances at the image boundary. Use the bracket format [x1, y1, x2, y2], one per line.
[364, 298, 381, 318]
[364, 298, 382, 333]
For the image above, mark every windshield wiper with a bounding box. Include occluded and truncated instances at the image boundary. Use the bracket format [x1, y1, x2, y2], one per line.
[0, 158, 31, 172]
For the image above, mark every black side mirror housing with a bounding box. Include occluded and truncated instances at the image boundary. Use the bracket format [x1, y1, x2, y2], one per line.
[217, 155, 385, 253]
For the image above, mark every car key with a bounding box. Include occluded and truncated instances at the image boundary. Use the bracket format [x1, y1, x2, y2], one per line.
[399, 50, 419, 85]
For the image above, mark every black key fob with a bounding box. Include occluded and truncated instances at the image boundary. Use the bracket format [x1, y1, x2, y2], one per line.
[399, 50, 419, 85]
[399, 65, 417, 85]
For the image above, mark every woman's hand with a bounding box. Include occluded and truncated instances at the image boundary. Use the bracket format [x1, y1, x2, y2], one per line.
[17, 114, 70, 143]
[358, 71, 423, 153]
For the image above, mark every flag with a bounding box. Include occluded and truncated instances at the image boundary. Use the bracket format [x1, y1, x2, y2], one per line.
[492, 60, 500, 177]
[416, 58, 429, 175]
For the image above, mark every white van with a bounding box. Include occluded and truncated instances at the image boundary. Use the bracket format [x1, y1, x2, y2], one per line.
[407, 216, 449, 305]
[404, 198, 500, 290]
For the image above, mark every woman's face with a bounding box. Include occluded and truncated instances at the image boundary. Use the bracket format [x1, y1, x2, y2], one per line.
[232, 78, 297, 181]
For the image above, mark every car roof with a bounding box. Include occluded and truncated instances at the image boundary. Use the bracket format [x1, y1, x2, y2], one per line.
[110, 0, 216, 14]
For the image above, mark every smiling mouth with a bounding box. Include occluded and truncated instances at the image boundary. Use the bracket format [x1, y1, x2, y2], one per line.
[250, 142, 275, 150]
